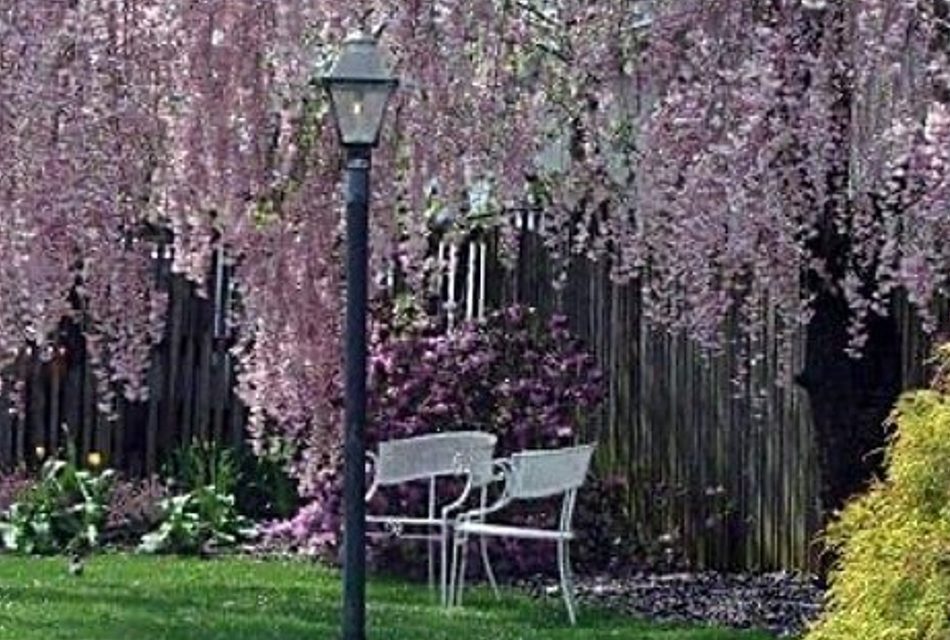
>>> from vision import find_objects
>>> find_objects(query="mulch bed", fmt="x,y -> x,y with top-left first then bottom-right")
517,571 -> 824,637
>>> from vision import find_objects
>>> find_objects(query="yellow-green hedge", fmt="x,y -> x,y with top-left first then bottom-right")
807,368 -> 950,640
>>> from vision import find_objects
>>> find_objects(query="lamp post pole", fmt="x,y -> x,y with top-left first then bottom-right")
320,30 -> 397,640
343,144 -> 371,640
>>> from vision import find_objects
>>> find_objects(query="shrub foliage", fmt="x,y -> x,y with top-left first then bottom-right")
0,441 -> 259,557
0,459 -> 114,555
807,345 -> 950,640
138,486 -> 255,555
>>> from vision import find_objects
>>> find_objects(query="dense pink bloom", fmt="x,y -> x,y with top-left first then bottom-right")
1,1 -> 948,442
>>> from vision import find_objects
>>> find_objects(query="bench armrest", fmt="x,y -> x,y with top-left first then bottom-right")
455,458 -> 514,524
365,451 -> 379,501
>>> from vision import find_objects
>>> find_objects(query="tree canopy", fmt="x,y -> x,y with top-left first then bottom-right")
1,1 -> 948,463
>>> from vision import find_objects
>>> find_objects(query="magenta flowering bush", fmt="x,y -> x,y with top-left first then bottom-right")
0,471 -> 34,516
105,476 -> 170,545
263,467 -> 342,558
367,305 -> 603,453
264,304 -> 608,575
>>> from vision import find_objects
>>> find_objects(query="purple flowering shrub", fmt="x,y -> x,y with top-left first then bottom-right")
367,305 -> 603,452
264,467 -> 342,558
105,476 -> 170,544
0,470 -> 34,516
266,305 -> 611,577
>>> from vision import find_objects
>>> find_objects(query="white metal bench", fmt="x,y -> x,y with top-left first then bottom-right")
365,431 -> 499,605
449,444 -> 595,624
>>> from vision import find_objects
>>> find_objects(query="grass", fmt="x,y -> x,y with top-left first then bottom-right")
0,555 -> 772,640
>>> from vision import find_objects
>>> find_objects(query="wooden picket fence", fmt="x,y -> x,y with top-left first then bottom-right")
1,215 -> 946,571
445,212 -> 947,571
482,216 -> 820,571
0,249 -> 246,477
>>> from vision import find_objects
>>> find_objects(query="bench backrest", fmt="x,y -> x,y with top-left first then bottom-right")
375,431 -> 497,487
506,445 -> 595,500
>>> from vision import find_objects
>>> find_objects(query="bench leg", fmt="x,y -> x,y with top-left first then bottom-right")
440,522 -> 449,606
428,538 -> 435,594
476,488 -> 500,600
557,539 -> 577,625
456,535 -> 469,606
449,531 -> 463,607
479,536 -> 499,600
428,478 -> 437,596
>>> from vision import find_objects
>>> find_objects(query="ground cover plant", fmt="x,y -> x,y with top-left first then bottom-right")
0,458 -> 114,556
0,555 -> 773,640
136,487 -> 254,555
0,441 -> 262,557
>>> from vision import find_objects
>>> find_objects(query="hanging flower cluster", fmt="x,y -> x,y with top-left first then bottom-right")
0,1 -> 169,402
1,1 -> 948,457
624,0 -> 950,364
0,0 -> 628,439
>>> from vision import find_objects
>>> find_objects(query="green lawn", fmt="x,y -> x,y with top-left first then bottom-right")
0,555 -> 771,640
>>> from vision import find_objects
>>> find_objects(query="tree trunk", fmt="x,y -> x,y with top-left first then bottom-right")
796,287 -> 901,579
793,6 -> 903,564
799,2 -> 950,530
798,292 -> 901,513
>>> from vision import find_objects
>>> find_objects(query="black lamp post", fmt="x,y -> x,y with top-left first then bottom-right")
321,31 -> 398,640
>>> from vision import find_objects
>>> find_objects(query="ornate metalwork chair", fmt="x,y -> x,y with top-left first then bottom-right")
365,431 -> 499,605
449,444 -> 595,624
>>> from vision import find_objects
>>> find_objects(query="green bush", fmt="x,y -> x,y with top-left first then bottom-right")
138,485 -> 255,555
807,351 -> 950,640
164,438 -> 298,522
165,439 -> 240,496
234,452 -> 299,521
0,458 -> 114,555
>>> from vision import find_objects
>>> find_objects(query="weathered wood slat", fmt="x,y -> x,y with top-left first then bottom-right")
28,353 -> 45,461
113,397 -> 125,470
485,228 -> 843,572
145,356 -> 162,475
62,343 -> 83,457
48,355 -> 62,456
80,358 -> 94,463
0,387 -> 11,467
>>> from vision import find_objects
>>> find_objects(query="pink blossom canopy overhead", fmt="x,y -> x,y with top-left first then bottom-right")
1,1 -> 948,450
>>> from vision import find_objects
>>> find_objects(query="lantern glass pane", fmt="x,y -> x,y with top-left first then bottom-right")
329,82 -> 393,147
